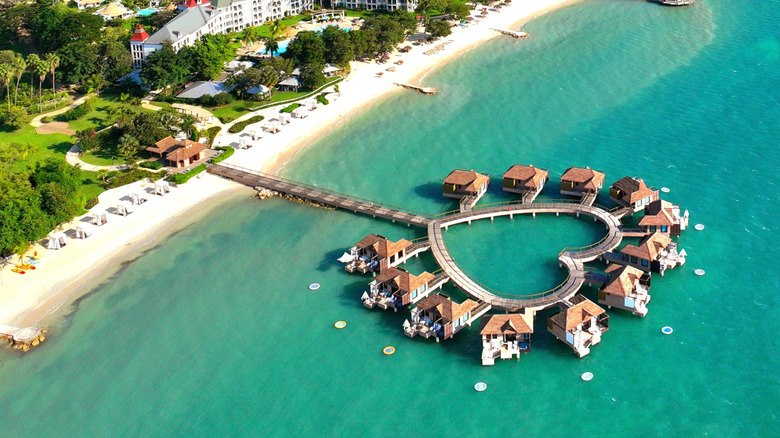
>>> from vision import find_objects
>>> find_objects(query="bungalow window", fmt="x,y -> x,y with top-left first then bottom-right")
631,256 -> 638,264
661,225 -> 668,233
455,318 -> 461,328
650,226 -> 656,232
641,259 -> 649,267
412,290 -> 417,299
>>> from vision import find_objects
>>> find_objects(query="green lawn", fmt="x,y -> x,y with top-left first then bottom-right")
243,14 -> 311,40
5,125 -> 74,172
65,93 -> 124,132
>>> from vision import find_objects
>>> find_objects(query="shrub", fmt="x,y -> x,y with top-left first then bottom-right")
209,146 -> 234,164
169,164 -> 206,184
84,197 -> 99,210
105,169 -> 166,189
280,103 -> 300,113
41,116 -> 51,123
228,115 -> 263,134
57,103 -> 91,122
212,92 -> 234,107
316,93 -> 329,106
140,161 -> 164,170
203,126 -> 222,147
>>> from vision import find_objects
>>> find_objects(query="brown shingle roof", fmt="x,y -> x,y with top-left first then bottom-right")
503,164 -> 549,189
443,169 -> 490,193
561,166 -> 605,191
611,176 -> 658,204
601,265 -> 644,297
639,200 -> 675,227
550,295 -> 605,330
416,294 -> 478,324
165,140 -> 207,162
376,267 -> 434,296
480,313 -> 533,335
620,232 -> 671,261
147,136 -> 180,155
356,234 -> 411,258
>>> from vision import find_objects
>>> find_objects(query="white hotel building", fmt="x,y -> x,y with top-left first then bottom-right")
131,0 -> 313,68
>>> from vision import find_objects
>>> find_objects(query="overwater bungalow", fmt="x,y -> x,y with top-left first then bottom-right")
146,137 -> 207,168
609,176 -> 659,212
638,199 -> 689,236
362,267 -> 449,310
598,264 -> 652,317
479,313 -> 533,366
502,164 -> 549,202
403,294 -> 490,341
560,166 -> 605,197
616,232 -> 686,276
340,234 -> 428,274
547,295 -> 609,358
442,169 -> 490,211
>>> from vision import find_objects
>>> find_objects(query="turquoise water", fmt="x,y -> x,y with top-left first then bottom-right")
1,0 -> 779,435
136,7 -> 157,17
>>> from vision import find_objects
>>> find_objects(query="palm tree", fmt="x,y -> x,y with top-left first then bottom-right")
12,55 -> 26,107
26,54 -> 39,102
34,58 -> 48,112
96,169 -> 109,185
18,142 -> 37,159
243,26 -> 260,48
263,35 -> 280,58
269,19 -> 286,39
45,53 -> 60,98
0,64 -> 11,111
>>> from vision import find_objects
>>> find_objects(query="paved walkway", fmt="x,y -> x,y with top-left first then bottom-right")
30,96 -> 88,129
65,144 -> 129,171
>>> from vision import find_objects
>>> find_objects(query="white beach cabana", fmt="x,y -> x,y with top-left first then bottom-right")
75,222 -> 94,239
279,113 -> 291,125
246,85 -> 271,99
278,76 -> 300,92
292,107 -> 308,119
305,99 -> 317,111
323,64 -> 341,77
130,190 -> 147,205
91,210 -> 108,226
46,232 -> 67,250
154,180 -> 171,196
116,201 -> 135,216
248,130 -> 260,141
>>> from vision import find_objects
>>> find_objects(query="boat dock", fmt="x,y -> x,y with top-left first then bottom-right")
393,83 -> 438,95
209,163 -> 432,227
491,28 -> 529,39
0,324 -> 45,351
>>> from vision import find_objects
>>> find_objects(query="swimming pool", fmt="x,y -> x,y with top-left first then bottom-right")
136,7 -> 157,17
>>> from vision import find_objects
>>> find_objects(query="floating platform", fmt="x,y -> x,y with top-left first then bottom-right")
393,83 -> 438,95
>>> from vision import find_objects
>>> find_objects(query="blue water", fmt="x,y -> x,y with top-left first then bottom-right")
1,0 -> 778,436
136,7 -> 157,17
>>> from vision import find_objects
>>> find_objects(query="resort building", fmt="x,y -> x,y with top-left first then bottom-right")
130,0 -> 314,68
442,169 -> 490,211
615,232 -> 686,276
146,137 -> 208,168
94,2 -> 134,20
362,267 -> 449,310
404,294 -> 489,341
502,164 -> 549,202
340,234 -> 429,274
598,264 -> 652,317
75,0 -> 103,10
559,166 -> 605,197
610,176 -> 659,212
332,0 -> 418,12
547,295 -> 609,358
638,199 -> 689,237
479,313 -> 533,366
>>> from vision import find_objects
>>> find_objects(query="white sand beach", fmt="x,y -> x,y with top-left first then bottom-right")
0,0 -> 576,331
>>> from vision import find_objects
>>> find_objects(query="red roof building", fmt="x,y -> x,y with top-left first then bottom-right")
130,25 -> 150,42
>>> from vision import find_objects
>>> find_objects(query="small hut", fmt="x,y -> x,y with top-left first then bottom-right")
362,267 -> 443,310
46,232 -> 67,250
441,169 -> 490,199
130,191 -> 148,205
91,210 -> 108,226
115,201 -> 134,216
560,166 -> 605,197
405,294 -> 481,341
146,137 -> 207,168
598,264 -> 652,316
547,295 -> 609,358
502,164 -> 549,198
609,176 -> 659,212
341,234 -> 414,274
75,223 -> 94,239
480,313 -> 534,365
154,180 -> 171,196
638,199 -> 689,236
618,232 -> 686,276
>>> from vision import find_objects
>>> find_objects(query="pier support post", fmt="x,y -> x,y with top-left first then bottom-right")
468,220 -> 471,225
510,213 -> 513,220
576,212 -> 580,218
594,217 -> 597,222
445,225 -> 448,231
490,217 -> 494,222
556,212 -> 559,217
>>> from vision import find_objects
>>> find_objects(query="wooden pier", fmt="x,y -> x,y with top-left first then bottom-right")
393,83 -> 438,95
490,28 -> 529,39
209,163 -> 432,227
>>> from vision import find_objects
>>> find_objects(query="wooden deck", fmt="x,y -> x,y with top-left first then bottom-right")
209,163 -> 432,227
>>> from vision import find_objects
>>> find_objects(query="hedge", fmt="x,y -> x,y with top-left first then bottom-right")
280,103 -> 300,113
57,102 -> 91,121
140,161 -> 164,170
316,93 -> 329,106
105,169 -> 167,189
84,197 -> 99,210
203,126 -> 222,147
209,146 -> 234,164
169,164 -> 206,184
228,115 -> 264,134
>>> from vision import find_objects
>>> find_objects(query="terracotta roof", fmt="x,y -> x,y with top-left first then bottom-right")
166,140 -> 206,162
355,234 -> 411,258
601,265 -> 644,297
443,169 -> 490,193
181,0 -> 210,7
503,164 -> 548,189
416,294 -> 478,324
639,200 -> 676,227
620,232 -> 672,261
560,166 -> 605,191
611,176 -> 658,204
376,267 -> 434,295
130,25 -> 150,42
550,295 -> 605,331
480,313 -> 533,335
147,136 -> 180,155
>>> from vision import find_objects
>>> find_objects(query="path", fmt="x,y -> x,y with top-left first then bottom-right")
65,144 -> 129,171
30,96 -> 88,135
